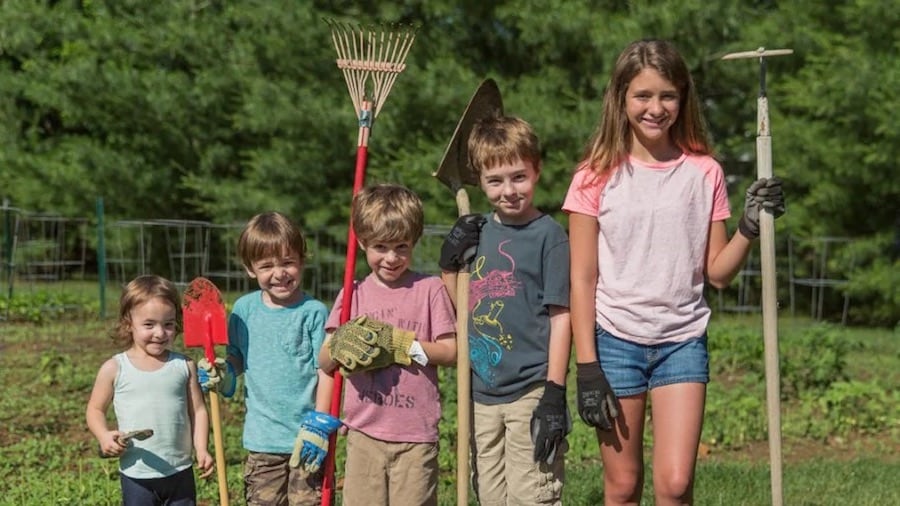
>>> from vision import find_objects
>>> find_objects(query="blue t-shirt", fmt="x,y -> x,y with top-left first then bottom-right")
468,213 -> 570,404
227,291 -> 328,453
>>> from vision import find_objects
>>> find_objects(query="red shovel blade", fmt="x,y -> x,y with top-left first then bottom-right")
182,277 -> 228,363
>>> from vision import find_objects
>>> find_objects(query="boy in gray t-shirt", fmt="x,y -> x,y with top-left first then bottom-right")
440,115 -> 571,506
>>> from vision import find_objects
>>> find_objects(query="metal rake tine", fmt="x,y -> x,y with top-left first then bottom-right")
326,18 -> 417,119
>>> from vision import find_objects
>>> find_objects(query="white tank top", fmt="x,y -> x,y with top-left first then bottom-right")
113,351 -> 193,478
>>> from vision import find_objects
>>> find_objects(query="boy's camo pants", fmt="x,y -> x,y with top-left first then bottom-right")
244,452 -> 322,506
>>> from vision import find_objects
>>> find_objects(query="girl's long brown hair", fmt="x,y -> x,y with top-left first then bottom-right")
582,39 -> 711,179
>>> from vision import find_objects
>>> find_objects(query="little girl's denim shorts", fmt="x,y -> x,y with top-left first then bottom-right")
595,326 -> 709,397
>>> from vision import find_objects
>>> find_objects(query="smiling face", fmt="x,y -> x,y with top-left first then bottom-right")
625,67 -> 681,160
362,239 -> 414,288
479,157 -> 542,225
129,297 -> 177,359
245,248 -> 304,307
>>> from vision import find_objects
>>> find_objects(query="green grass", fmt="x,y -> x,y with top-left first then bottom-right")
563,458 -> 900,506
1,315 -> 897,505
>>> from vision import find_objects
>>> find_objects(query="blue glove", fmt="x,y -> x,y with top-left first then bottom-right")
197,358 -> 236,398
289,411 -> 341,473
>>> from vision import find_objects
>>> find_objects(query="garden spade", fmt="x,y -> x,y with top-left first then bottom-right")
183,277 -> 229,506
433,78 -> 503,506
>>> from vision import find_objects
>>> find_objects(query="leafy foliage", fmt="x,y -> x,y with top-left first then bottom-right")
0,0 -> 896,322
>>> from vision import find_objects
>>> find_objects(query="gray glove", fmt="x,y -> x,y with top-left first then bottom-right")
576,362 -> 619,431
530,381 -> 571,464
440,214 -> 487,271
739,177 -> 786,240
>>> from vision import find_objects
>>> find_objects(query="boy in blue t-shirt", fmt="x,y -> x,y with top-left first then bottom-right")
199,211 -> 338,506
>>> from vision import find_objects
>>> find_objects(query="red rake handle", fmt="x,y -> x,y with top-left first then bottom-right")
322,100 -> 370,506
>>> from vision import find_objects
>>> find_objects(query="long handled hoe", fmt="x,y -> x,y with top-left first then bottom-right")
182,277 -> 230,506
434,79 -> 503,506
722,47 -> 793,506
322,20 -> 416,506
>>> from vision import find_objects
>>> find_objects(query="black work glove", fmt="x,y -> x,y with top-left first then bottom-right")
439,214 -> 487,271
576,362 -> 619,431
530,381 -> 571,464
738,177 -> 786,240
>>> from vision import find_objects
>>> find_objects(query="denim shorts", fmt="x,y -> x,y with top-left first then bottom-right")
596,327 -> 709,397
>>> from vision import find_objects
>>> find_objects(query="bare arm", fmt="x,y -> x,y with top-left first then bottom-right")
318,333 -> 338,374
546,305 -> 571,385
314,368 -> 334,412
186,359 -> 214,478
706,220 -> 753,289
419,334 -> 457,366
85,358 -> 126,457
568,213 -> 600,364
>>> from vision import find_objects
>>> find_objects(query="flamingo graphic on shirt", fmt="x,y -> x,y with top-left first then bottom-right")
468,240 -> 520,387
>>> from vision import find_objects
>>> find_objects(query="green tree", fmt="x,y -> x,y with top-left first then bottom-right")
0,0 -> 894,323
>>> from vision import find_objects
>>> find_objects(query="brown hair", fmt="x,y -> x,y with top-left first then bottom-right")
468,115 -> 541,175
352,184 -> 424,246
111,275 -> 180,347
582,39 -> 711,179
238,211 -> 307,268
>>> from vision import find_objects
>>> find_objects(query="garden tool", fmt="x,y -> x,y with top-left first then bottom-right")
98,429 -> 154,458
322,19 -> 417,506
722,46 -> 794,506
183,277 -> 230,506
433,78 -> 503,506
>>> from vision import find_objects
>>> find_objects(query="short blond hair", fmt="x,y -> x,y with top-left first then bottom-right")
238,211 -> 307,268
352,184 -> 424,246
468,115 -> 541,175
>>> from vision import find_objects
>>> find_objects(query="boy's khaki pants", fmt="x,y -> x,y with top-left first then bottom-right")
472,385 -> 566,506
342,429 -> 439,506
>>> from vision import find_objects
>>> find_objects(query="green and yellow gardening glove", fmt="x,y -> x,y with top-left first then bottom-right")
327,319 -> 384,375
328,316 -> 427,375
289,411 -> 341,473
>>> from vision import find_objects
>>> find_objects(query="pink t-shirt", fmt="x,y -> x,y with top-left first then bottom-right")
563,153 -> 731,345
326,272 -> 456,443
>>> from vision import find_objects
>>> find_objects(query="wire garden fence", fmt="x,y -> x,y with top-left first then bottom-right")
0,200 -> 450,322
1,199 -> 855,324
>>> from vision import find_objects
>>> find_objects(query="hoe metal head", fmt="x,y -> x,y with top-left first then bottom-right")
433,79 -> 504,192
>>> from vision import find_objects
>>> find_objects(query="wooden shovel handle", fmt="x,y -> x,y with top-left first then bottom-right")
456,271 -> 471,506
209,391 -> 230,506
455,186 -> 471,506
